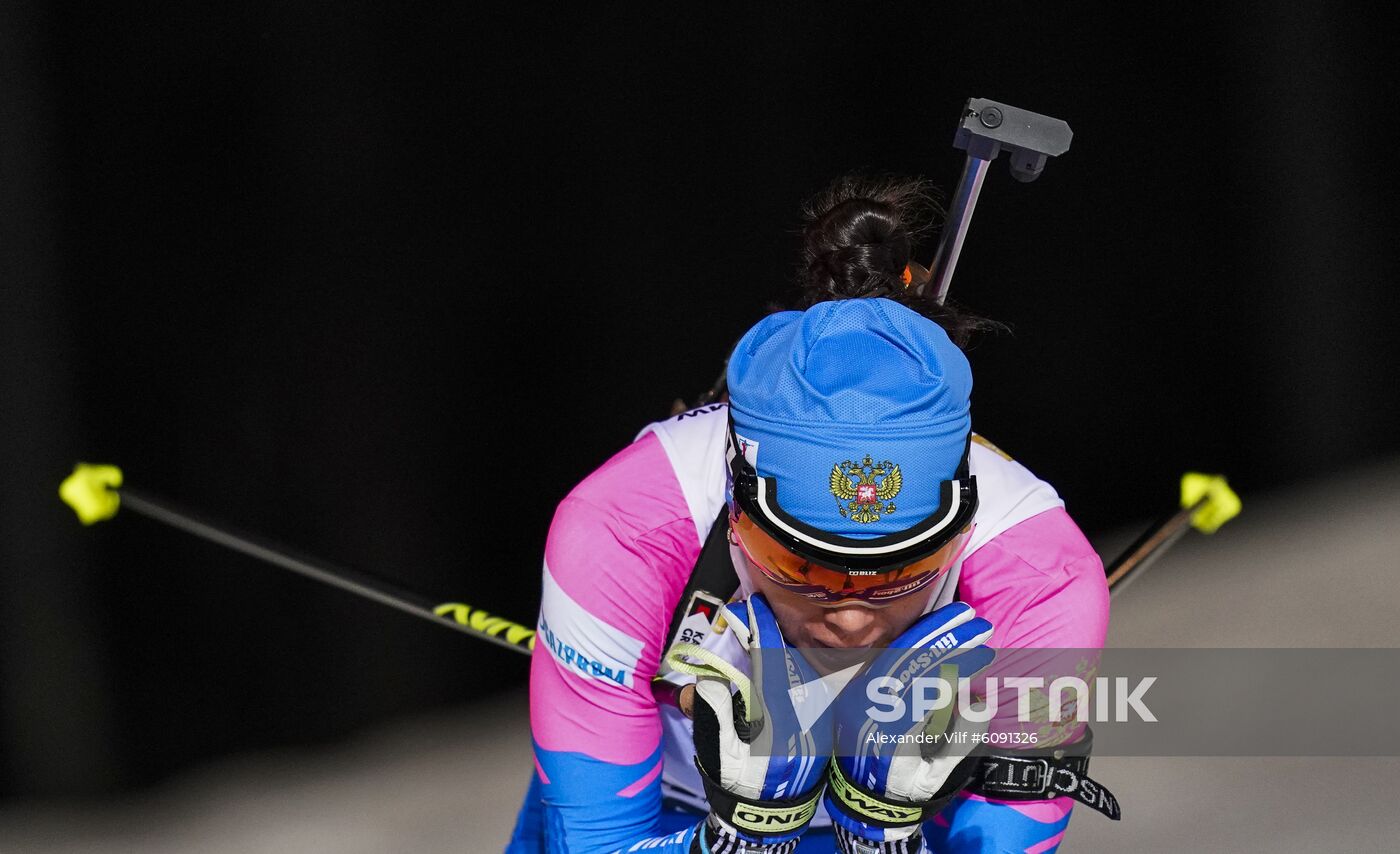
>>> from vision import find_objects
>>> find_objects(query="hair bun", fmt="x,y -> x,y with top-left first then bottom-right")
800,176 -> 932,300
792,174 -> 1002,347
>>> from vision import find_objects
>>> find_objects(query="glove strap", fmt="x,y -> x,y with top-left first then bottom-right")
694,758 -> 822,843
824,761 -> 931,830
963,728 -> 1121,820
667,642 -> 756,722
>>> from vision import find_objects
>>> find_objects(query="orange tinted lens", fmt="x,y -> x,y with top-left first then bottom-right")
732,513 -> 967,602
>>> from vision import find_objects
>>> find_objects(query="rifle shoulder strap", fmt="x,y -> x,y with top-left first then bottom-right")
662,507 -> 739,665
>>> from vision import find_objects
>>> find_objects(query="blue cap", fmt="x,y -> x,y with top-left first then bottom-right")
726,298 -> 972,539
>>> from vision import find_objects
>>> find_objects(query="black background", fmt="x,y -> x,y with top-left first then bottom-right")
2,3 -> 1396,795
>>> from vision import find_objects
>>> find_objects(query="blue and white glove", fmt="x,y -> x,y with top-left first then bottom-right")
826,602 -> 996,854
666,595 -> 833,853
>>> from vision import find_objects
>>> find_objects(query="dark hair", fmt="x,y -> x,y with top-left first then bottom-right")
794,174 -> 1002,347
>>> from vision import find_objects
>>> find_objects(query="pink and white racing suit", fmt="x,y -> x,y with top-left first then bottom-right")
510,404 -> 1109,853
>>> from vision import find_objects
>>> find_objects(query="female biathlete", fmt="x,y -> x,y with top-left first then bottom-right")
507,176 -> 1110,853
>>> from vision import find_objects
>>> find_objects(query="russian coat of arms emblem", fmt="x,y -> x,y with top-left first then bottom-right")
829,455 -> 902,524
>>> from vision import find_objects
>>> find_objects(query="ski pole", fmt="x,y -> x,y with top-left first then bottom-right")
61,463 -> 1239,649
57,464 -> 537,656
58,463 -> 1237,717
1104,472 -> 1241,597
